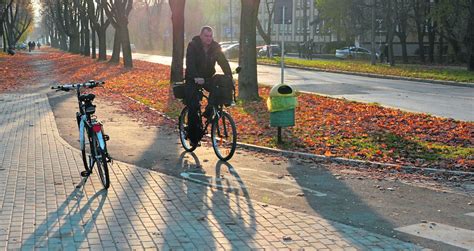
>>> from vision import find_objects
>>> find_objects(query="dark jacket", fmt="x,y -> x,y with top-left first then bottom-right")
185,36 -> 232,82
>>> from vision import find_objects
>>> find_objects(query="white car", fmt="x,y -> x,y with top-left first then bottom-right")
335,46 -> 378,60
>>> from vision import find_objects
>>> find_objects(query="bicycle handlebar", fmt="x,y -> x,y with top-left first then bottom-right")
51,80 -> 105,91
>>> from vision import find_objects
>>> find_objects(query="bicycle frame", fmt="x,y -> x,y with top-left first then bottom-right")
73,84 -> 107,167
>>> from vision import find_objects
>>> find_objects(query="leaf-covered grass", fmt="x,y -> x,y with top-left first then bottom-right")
258,57 -> 474,83
3,49 -> 472,171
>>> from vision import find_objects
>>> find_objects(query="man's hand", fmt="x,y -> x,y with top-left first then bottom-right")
194,78 -> 205,85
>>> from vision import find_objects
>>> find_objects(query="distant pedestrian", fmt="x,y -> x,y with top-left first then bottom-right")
28,41 -> 32,52
32,41 -> 36,50
37,42 -> 41,49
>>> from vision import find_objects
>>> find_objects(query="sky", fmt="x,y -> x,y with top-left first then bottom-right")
32,0 -> 41,26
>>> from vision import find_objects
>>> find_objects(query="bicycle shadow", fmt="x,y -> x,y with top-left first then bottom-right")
170,152 -> 257,248
23,179 -> 108,249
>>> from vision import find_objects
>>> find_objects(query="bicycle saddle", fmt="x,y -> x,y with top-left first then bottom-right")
79,94 -> 95,102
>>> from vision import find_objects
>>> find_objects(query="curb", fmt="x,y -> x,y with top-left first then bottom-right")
123,95 -> 473,178
255,61 -> 474,88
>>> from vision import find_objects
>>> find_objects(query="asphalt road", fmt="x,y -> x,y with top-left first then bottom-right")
129,52 -> 474,122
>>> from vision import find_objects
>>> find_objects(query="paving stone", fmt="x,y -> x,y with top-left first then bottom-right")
0,93 -> 426,250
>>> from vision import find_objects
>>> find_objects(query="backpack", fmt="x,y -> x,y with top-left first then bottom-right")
209,74 -> 234,106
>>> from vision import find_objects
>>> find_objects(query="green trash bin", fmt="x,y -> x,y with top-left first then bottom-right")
266,83 -> 297,127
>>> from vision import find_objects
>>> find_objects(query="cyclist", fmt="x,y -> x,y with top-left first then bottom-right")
184,26 -> 233,147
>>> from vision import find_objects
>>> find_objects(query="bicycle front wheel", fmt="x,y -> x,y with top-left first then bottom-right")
178,107 -> 198,152
92,134 -> 110,189
211,111 -> 237,161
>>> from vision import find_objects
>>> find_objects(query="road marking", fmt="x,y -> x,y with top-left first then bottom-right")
180,172 -> 246,191
395,222 -> 474,250
234,167 -> 327,197
466,212 -> 474,217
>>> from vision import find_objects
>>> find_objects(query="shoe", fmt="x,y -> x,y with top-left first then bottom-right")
191,141 -> 201,147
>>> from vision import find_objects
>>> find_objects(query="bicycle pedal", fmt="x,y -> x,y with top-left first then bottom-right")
80,171 -> 91,177
103,134 -> 110,141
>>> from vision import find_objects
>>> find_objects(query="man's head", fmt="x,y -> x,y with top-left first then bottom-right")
200,26 -> 214,47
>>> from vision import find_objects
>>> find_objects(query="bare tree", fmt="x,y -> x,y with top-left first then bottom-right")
238,0 -> 260,100
395,0 -> 410,63
256,0 -> 275,46
0,0 -> 14,52
104,0 -> 134,68
4,0 -> 32,49
87,0 -> 110,60
467,0 -> 474,71
169,0 -> 185,82
413,0 -> 428,63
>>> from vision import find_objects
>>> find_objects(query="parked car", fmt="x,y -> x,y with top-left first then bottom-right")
335,46 -> 378,59
219,41 -> 238,48
15,43 -> 27,50
257,44 -> 283,57
222,43 -> 239,59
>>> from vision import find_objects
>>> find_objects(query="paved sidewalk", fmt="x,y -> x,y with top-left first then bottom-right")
0,93 -> 425,250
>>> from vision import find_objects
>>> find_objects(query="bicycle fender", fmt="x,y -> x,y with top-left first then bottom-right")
79,115 -> 86,151
96,131 -> 106,151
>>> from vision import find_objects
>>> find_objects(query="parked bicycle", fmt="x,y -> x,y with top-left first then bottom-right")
51,80 -> 111,189
174,68 -> 241,161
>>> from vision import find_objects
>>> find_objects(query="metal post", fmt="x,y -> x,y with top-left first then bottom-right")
281,6 -> 285,85
277,127 -> 282,144
278,6 -> 286,144
229,0 -> 233,42
371,0 -> 376,65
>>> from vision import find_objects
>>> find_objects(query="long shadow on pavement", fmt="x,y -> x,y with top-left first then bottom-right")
23,179 -> 108,249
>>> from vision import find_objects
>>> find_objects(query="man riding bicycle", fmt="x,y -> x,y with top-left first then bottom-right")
185,26 -> 233,147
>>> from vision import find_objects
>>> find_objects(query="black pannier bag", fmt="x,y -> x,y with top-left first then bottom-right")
172,82 -> 186,99
209,74 -> 234,106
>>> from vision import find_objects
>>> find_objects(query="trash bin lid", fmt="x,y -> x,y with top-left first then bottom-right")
269,83 -> 296,97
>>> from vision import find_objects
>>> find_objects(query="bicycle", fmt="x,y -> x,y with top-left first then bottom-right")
51,80 -> 111,189
176,73 -> 239,162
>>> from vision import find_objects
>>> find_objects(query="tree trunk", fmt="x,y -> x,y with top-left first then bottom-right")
438,34 -> 444,63
416,28 -> 425,63
256,19 -> 270,45
91,26 -> 96,59
428,23 -> 436,63
109,28 -> 121,64
413,0 -> 426,63
467,0 -> 474,71
69,33 -> 81,53
0,24 -> 5,52
386,0 -> 396,66
448,38 -> 461,63
238,0 -> 260,101
97,27 -> 107,60
60,32 -> 68,51
120,24 -> 133,68
169,0 -> 186,82
80,23 -> 85,55
399,33 -> 408,63
84,25 -> 90,56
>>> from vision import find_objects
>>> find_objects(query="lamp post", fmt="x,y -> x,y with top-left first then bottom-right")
371,0 -> 376,65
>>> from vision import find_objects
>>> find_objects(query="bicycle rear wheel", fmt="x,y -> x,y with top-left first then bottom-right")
91,134 -> 110,189
211,111 -> 237,161
178,107 -> 198,152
